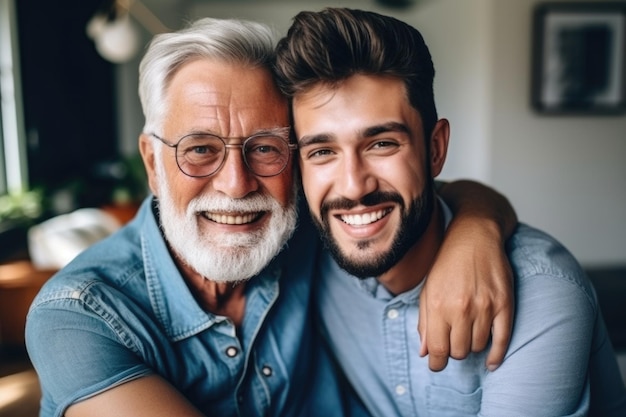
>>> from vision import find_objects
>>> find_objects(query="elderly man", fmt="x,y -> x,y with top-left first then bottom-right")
274,7 -> 626,416
26,17 -> 516,416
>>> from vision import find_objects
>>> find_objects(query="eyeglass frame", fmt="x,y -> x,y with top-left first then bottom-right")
149,127 -> 297,178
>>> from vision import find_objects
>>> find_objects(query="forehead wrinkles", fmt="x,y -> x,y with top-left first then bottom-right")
172,70 -> 287,136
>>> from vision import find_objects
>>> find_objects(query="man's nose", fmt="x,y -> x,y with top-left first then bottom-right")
335,154 -> 377,201
210,147 -> 259,198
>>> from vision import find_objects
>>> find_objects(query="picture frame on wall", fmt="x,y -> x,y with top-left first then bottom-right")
531,2 -> 626,114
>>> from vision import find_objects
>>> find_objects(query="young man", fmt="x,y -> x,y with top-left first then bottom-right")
274,7 -> 626,417
26,16 -> 515,417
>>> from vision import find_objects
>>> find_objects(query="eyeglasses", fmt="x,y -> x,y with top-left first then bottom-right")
150,128 -> 297,178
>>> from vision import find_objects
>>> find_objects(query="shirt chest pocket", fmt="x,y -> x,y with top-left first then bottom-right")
426,385 -> 482,417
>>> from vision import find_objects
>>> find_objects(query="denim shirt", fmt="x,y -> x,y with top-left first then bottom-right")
26,196 -> 349,417
316,202 -> 626,417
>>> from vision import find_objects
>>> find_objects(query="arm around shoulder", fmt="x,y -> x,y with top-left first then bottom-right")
418,179 -> 517,371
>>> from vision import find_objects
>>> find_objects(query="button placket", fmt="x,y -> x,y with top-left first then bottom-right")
383,303 -> 414,414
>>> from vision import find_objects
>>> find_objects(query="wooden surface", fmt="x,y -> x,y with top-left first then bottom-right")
0,261 -> 56,347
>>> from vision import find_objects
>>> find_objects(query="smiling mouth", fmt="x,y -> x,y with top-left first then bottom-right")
339,208 -> 392,226
203,211 -> 264,225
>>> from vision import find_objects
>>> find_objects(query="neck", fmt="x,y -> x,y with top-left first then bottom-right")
176,256 -> 247,327
377,201 -> 445,295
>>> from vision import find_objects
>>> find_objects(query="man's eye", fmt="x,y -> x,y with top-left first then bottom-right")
249,144 -> 281,155
191,146 -> 208,154
185,145 -> 220,155
368,140 -> 401,156
306,148 -> 334,159
372,141 -> 398,149
180,142 -> 223,165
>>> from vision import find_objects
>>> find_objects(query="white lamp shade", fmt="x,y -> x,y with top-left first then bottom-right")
90,14 -> 141,63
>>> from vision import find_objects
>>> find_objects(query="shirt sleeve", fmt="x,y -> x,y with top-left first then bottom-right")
26,298 -> 153,417
477,224 -> 626,416
479,272 -> 595,416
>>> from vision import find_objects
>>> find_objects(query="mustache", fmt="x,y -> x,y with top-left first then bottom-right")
320,191 -> 404,213
187,193 -> 275,214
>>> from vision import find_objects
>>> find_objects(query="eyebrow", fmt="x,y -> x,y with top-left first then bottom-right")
255,126 -> 291,137
298,121 -> 411,148
186,126 -> 291,138
362,122 -> 411,137
298,132 -> 334,148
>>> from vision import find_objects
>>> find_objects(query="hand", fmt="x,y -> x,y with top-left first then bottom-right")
418,219 -> 514,372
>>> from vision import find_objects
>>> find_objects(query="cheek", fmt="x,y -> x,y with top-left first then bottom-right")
300,164 -> 328,212
389,160 -> 427,201
164,172 -> 207,210
261,168 -> 295,207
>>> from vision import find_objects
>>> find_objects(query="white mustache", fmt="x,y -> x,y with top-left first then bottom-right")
187,194 -> 275,215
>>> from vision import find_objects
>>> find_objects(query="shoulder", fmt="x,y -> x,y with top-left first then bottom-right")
507,224 -> 599,333
508,224 -> 580,273
508,224 -> 590,286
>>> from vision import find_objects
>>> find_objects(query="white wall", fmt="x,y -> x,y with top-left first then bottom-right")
488,0 -> 626,266
122,0 -> 626,266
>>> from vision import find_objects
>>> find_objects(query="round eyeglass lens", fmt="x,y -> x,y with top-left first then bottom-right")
244,135 -> 291,176
176,134 -> 226,177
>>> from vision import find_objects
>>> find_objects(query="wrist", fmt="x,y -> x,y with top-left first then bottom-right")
446,213 -> 505,245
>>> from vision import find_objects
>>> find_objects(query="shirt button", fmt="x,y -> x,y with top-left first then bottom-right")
225,346 -> 239,357
387,309 -> 399,319
395,384 -> 406,395
237,394 -> 243,404
261,365 -> 273,377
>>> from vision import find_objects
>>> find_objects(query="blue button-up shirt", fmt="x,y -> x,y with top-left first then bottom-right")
26,196 -> 350,417
315,202 -> 626,416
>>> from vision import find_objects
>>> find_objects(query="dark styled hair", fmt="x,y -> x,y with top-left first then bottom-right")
274,7 -> 438,138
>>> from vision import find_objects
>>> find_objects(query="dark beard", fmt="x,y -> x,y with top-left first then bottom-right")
312,183 -> 435,279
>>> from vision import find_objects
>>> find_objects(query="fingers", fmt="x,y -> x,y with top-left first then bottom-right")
423,307 -> 513,372
419,298 -> 510,372
425,319 -> 452,372
485,310 -> 513,371
418,296 -> 428,357
425,313 -> 512,373
470,305 -> 492,353
449,318 -> 472,360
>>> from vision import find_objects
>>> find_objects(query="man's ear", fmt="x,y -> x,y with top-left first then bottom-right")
138,133 -> 159,196
429,118 -> 450,178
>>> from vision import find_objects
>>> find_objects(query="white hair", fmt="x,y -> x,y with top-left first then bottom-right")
138,17 -> 278,135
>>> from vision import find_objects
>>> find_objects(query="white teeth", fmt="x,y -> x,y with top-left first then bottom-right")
341,209 -> 388,225
205,212 -> 259,225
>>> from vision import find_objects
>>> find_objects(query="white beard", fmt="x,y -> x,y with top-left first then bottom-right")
154,154 -> 297,283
